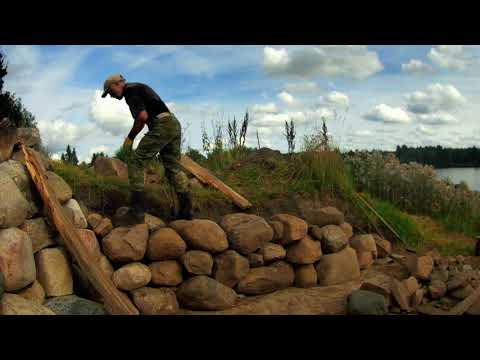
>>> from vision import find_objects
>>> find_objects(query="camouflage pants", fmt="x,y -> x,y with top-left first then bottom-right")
127,113 -> 189,194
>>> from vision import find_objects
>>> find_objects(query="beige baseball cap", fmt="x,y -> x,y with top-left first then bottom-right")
101,74 -> 125,98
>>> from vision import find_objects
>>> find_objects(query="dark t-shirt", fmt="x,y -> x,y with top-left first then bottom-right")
123,82 -> 170,123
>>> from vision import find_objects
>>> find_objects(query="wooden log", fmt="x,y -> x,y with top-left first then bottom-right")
22,145 -> 139,315
180,154 -> 252,210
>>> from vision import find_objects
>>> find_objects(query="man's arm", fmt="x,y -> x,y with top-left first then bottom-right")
127,110 -> 149,141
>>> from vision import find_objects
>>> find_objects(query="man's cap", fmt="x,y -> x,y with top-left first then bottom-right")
101,74 -> 125,98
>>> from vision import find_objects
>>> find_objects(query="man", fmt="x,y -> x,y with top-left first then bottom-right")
101,74 -> 193,224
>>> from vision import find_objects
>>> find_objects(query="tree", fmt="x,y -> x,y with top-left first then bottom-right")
61,144 -> 80,165
90,151 -> 106,165
71,148 -> 79,165
284,119 -> 296,154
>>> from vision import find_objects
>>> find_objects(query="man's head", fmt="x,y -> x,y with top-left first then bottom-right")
101,74 -> 126,99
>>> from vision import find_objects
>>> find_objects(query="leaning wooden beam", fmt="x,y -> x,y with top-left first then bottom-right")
22,145 -> 139,315
180,154 -> 252,210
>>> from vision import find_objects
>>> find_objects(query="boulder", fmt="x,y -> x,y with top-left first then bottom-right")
318,225 -> 348,254
102,224 -> 149,263
0,171 -> 30,228
372,235 -> 392,258
429,280 -> 447,300
237,261 -> 295,295
146,227 -> 186,261
302,206 -> 344,227
447,273 -> 468,292
267,220 -> 284,242
316,247 -> 360,286
16,280 -> 45,305
168,220 -> 191,233
1,293 -> 55,315
391,279 -> 412,311
144,213 -> 166,232
149,260 -> 183,286
360,278 -> 392,305
295,264 -> 318,288
350,234 -> 377,259
87,213 -> 103,229
0,228 -> 36,291
35,247 -> 73,297
62,199 -> 88,229
93,156 -> 129,182
19,218 -> 55,253
213,250 -> 250,288
339,222 -> 353,239
409,255 -> 434,281
45,171 -> 72,204
175,219 -> 228,253
450,285 -> 474,300
16,128 -> 41,148
271,214 -> 308,245
131,287 -> 178,315
44,295 -> 106,315
346,290 -> 388,315
0,127 -> 17,163
76,229 -> 102,260
219,213 -> 274,255
176,275 -> 237,311
248,253 -> 264,268
466,298 -> 480,316
403,276 -> 421,297
411,289 -> 425,307
11,148 -> 52,171
286,235 -> 322,264
93,218 -> 113,238
112,262 -> 152,291
260,243 -> 286,263
431,269 -> 449,283
180,250 -> 213,275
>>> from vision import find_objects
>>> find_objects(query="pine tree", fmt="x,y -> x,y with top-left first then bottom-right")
71,148 -> 79,165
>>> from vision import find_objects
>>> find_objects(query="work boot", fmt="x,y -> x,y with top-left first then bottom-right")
176,192 -> 193,220
112,191 -> 146,227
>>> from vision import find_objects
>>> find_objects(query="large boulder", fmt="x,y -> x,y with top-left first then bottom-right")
144,213 -> 166,232
35,247 -> 73,297
175,219 -> 228,253
87,213 -> 103,229
112,262 -> 152,291
360,278 -> 392,306
339,222 -> 353,239
0,171 -> 30,228
17,280 -> 45,305
1,293 -> 55,315
408,255 -> 434,281
149,260 -> 183,286
286,235 -> 322,264
237,261 -> 295,295
356,251 -> 374,270
302,206 -> 344,227
102,224 -> 149,263
248,253 -> 264,268
93,156 -> 129,182
44,295 -> 106,315
372,235 -> 392,258
346,290 -> 388,315
131,287 -> 178,315
0,127 -> 17,163
45,171 -> 72,204
19,218 -> 55,253
16,128 -> 41,148
0,228 -> 36,291
316,247 -> 361,286
93,218 -> 113,238
429,280 -> 447,300
311,225 -> 348,254
98,255 -> 114,279
176,275 -> 237,311
295,264 -> 318,288
63,199 -> 88,229
11,148 -> 53,172
180,250 -> 213,275
267,220 -> 284,242
271,214 -> 308,245
350,234 -> 378,259
213,250 -> 250,288
260,243 -> 286,263
219,213 -> 274,255
146,227 -> 186,261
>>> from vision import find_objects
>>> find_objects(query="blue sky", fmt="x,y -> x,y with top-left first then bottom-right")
2,45 -> 480,163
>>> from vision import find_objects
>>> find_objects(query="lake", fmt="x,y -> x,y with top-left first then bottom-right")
436,168 -> 480,192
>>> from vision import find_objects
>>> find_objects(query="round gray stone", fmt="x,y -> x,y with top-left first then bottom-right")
44,295 -> 107,315
346,290 -> 388,315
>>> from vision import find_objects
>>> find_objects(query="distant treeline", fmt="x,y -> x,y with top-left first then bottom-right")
395,145 -> 480,168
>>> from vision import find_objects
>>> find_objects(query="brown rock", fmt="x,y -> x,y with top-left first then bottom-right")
0,127 -> 17,163
213,250 -> 250,288
372,235 -> 392,258
35,247 -> 73,297
295,264 -> 318,288
76,229 -> 101,260
45,171 -> 72,204
16,280 -> 45,305
466,298 -> 480,315
93,156 -> 129,182
237,261 -> 295,295
303,206 -> 344,227
16,128 -> 41,148
220,213 -> 274,255
0,171 -> 30,228
268,220 -> 284,242
356,251 -> 374,270
101,224 -> 148,262
339,222 -> 353,239
93,218 -> 113,238
112,262 -> 152,291
146,227 -> 186,261
176,219 -> 228,253
271,213 -> 308,245
409,255 -> 434,281
0,293 -> 55,315
350,234 -> 377,259
425,249 -> 442,266
63,199 -> 88,229
248,253 -> 264,268
411,289 -> 425,307
131,287 -> 178,315
391,279 -> 411,311
168,220 -> 190,233
180,250 -> 213,275
260,243 -> 286,263
447,273 -> 468,292
431,270 -> 449,283
403,276 -> 421,297
0,228 -> 36,291
286,235 -> 322,264
144,213 -> 166,232
87,213 -> 103,229
428,280 -> 447,300
316,247 -> 360,286
149,260 -> 183,286
450,284 -> 474,300
176,275 -> 237,311
318,225 -> 349,254
360,278 -> 392,306
19,218 -> 55,253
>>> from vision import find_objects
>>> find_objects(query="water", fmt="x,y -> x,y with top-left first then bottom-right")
436,168 -> 480,192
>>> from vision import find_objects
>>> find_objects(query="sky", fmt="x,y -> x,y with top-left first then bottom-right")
2,44 -> 480,163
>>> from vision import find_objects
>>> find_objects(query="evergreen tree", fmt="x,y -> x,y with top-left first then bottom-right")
71,148 -> 79,165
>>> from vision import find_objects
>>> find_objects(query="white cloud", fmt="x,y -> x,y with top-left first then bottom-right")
321,91 -> 350,107
37,118 -> 93,153
308,107 -> 335,121
405,83 -> 467,114
415,112 -> 459,125
277,91 -> 296,105
352,130 -> 372,136
363,104 -> 412,124
252,111 -> 307,127
263,45 -> 383,80
284,81 -> 318,93
401,59 -> 432,74
89,145 -> 111,155
428,45 -> 473,71
252,102 -> 278,114
416,124 -> 436,136
89,90 -> 133,136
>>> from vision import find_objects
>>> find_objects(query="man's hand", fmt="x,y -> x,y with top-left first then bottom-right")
123,137 -> 133,151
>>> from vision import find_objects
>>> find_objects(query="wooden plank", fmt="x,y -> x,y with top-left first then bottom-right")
180,154 -> 252,210
22,145 -> 139,315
